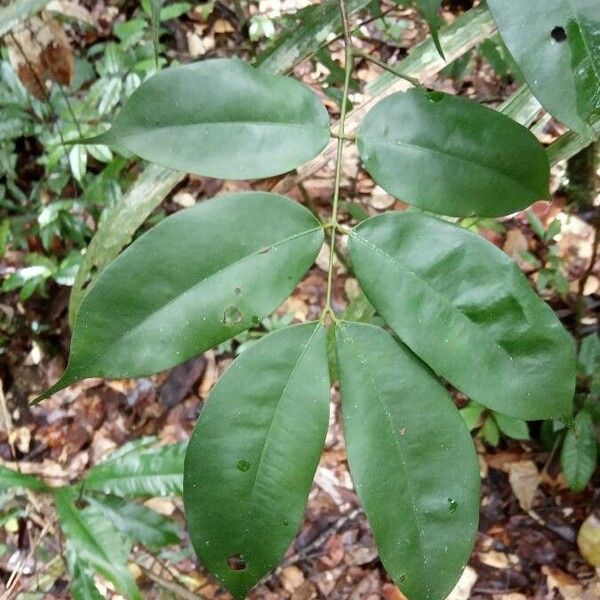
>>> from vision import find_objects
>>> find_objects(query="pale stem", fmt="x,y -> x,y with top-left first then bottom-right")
323,0 -> 354,321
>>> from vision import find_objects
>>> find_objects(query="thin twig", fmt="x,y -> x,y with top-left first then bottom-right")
352,45 -> 421,87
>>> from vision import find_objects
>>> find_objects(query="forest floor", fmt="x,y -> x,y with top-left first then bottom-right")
0,0 -> 599,598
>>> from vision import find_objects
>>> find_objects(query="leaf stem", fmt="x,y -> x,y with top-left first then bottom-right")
352,45 -> 422,88
323,0 -> 354,320
330,130 -> 356,141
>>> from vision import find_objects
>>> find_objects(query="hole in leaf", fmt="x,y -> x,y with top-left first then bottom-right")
227,554 -> 247,571
426,90 -> 444,103
234,286 -> 242,295
551,26 -> 567,42
222,306 -> 243,326
237,459 -> 251,472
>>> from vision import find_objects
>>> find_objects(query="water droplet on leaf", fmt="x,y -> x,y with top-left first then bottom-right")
447,497 -> 458,513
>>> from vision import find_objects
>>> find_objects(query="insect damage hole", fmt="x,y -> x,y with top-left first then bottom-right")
551,26 -> 567,42
227,554 -> 247,571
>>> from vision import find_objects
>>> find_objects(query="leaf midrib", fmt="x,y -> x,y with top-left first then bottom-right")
111,121 -> 329,137
351,231 -> 514,365
242,324 -> 321,556
57,491 -> 117,570
363,136 -> 541,200
73,226 -> 322,375
338,322 -> 432,598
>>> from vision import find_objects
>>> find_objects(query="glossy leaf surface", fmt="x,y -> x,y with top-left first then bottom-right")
55,487 -> 140,600
494,412 -> 530,440
561,410 -> 598,492
93,58 -> 330,179
349,212 -> 575,420
488,0 -> 600,135
42,192 -> 323,399
357,89 -> 549,217
84,442 -> 186,497
335,322 -> 479,599
184,323 -> 330,600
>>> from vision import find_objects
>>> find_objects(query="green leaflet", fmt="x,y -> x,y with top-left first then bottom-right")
357,89 -> 549,217
335,321 -> 479,599
488,0 -> 600,136
92,58 -> 330,179
348,211 -> 575,420
54,487 -> 140,600
84,442 -> 186,497
0,0 -> 49,37
578,333 -> 600,378
184,323 -> 330,600
0,464 -> 47,492
413,0 -> 445,58
86,495 -> 180,549
561,410 -> 598,492
40,192 -> 323,400
493,412 -> 530,441
70,564 -> 104,600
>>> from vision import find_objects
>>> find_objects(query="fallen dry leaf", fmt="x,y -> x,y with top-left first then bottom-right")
478,550 -> 510,569
381,583 -> 407,600
6,13 -> 74,98
280,565 -> 305,594
508,460 -> 540,512
578,514 -> 600,567
446,566 -> 477,600
542,566 -> 583,600
503,229 -> 531,271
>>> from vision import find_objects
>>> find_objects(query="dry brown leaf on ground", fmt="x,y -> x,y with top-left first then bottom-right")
381,582 -> 408,600
508,460 -> 540,512
542,566 -> 584,599
6,13 -> 74,99
503,229 -> 531,271
578,514 -> 600,567
446,565 -> 477,600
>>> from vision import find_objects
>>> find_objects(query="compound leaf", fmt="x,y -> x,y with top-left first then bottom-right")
86,495 -> 180,550
335,321 -> 479,600
561,410 -> 598,492
184,323 -> 330,600
349,211 -> 575,420
55,487 -> 140,600
0,464 -> 47,492
41,192 -> 323,399
93,58 -> 330,179
488,0 -> 600,136
84,442 -> 186,497
357,89 -> 549,217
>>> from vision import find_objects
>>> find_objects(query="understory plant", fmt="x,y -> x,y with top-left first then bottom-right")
36,0 -> 600,598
